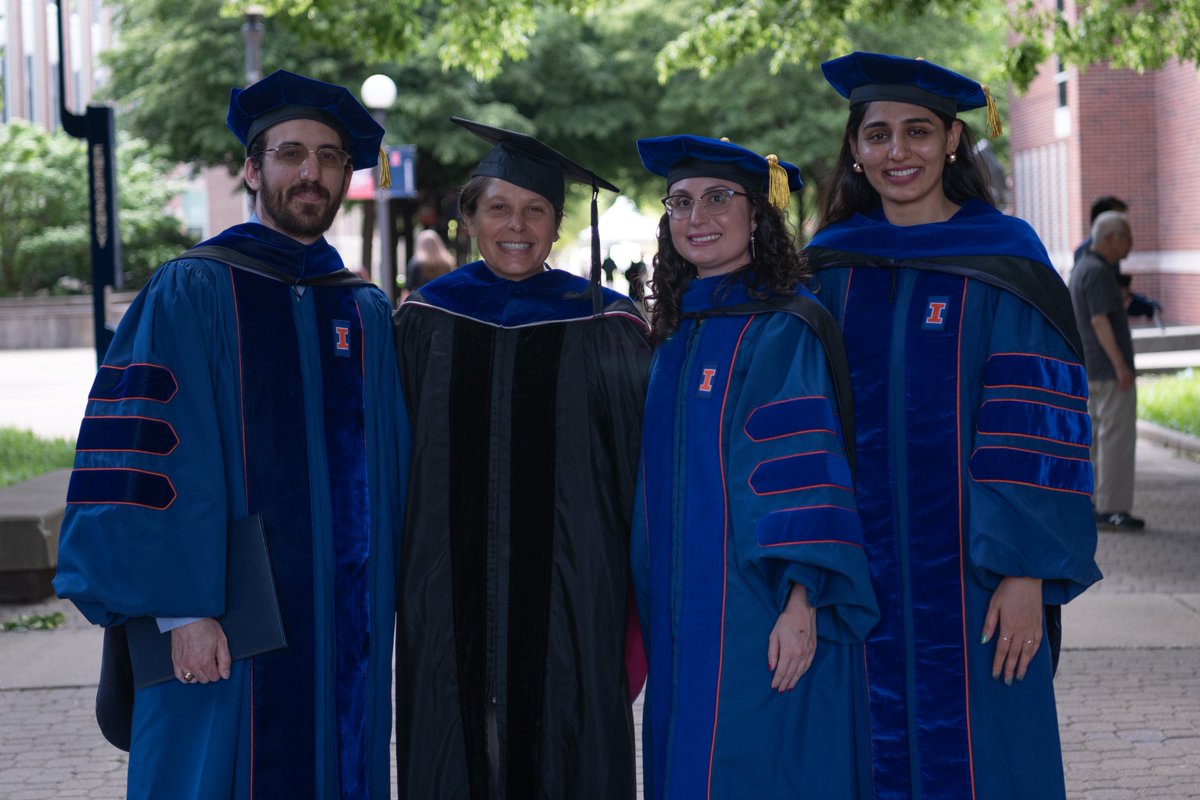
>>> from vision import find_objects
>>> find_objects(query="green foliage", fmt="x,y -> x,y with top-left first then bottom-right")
647,0 -> 1200,93
104,0 -> 375,169
0,120 -> 192,295
1,612 -> 67,632
201,0 -> 1200,110
1008,0 -> 1200,91
1139,369 -> 1200,439
0,428 -> 75,489
0,120 -> 84,295
99,0 -> 1007,242
635,0 -> 1010,83
224,0 -> 582,82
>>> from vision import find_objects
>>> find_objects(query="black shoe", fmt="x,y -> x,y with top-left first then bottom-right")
1098,511 -> 1145,531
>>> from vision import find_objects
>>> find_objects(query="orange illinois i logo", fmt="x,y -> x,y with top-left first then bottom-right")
332,320 -> 352,357
696,362 -> 719,399
923,297 -> 949,331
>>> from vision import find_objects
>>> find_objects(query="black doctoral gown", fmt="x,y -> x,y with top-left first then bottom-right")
393,260 -> 651,799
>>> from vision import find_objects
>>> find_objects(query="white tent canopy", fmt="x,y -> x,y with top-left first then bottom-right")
557,196 -> 660,292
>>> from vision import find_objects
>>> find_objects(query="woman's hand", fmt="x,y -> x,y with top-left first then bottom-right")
768,583 -> 817,692
171,618 -> 231,684
980,576 -> 1043,685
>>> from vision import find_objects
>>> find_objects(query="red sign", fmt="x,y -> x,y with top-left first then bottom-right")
346,169 -> 376,201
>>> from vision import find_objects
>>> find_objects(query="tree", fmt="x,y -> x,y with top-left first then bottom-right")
215,0 -> 1200,105
99,0 -> 1006,245
0,120 -> 191,295
102,0 -> 368,170
1008,0 -> 1200,90
224,0 -> 576,82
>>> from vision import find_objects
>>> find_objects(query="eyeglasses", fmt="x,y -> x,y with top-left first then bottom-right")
262,145 -> 352,169
661,188 -> 748,219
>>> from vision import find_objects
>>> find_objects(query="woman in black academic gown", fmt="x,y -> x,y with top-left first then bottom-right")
391,117 -> 650,799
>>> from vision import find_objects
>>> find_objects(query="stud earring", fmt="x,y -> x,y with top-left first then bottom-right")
852,162 -> 864,173
947,153 -> 957,165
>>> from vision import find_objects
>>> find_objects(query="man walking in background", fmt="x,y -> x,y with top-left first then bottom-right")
1070,211 -> 1144,531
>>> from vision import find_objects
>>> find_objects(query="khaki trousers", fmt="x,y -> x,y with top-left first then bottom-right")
1087,378 -> 1137,513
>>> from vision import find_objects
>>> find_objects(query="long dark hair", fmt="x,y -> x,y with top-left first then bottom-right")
648,191 -> 808,344
816,104 -> 994,230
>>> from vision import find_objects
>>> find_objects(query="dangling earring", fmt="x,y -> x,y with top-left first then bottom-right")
852,162 -> 863,173
750,230 -> 757,262
947,153 -> 957,165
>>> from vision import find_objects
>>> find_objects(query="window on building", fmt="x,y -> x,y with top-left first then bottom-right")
182,187 -> 209,240
0,3 -> 8,122
47,0 -> 61,128
1053,57 -> 1071,138
22,0 -> 36,122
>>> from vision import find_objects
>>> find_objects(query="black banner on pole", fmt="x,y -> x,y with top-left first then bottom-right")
59,5 -> 121,366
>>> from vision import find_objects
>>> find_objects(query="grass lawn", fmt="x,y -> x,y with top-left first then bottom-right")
0,427 -> 76,489
1139,368 -> 1200,439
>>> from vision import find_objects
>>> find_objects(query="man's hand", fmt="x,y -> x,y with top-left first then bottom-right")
768,583 -> 817,693
1115,362 -> 1135,391
1090,312 -> 1135,390
171,618 -> 231,684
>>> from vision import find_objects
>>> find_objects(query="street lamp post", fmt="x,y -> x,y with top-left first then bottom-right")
361,74 -> 398,301
241,7 -> 265,221
241,6 -> 265,87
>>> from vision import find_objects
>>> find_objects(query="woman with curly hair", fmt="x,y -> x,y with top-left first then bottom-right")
631,134 -> 879,798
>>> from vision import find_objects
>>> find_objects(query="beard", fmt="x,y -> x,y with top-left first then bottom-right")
258,170 -> 344,239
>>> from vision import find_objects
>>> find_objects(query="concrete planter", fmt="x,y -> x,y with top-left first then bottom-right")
0,294 -> 135,350
0,469 -> 70,602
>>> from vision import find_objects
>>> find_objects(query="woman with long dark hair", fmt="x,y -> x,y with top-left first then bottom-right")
632,134 -> 878,798
807,52 -> 1102,799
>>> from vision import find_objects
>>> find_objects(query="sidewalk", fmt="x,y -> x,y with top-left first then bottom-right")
1057,441 -> 1200,799
1,351 -> 1198,798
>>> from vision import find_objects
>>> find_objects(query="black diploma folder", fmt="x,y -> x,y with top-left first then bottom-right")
124,514 -> 287,688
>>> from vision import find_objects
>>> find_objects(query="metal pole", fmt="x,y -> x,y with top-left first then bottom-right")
241,7 -> 264,220
57,0 -> 120,366
241,7 -> 265,87
373,111 -> 394,303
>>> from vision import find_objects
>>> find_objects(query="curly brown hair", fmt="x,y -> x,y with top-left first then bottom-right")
648,191 -> 808,344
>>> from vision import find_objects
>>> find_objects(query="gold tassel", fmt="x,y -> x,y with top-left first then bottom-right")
378,147 -> 392,190
981,85 -> 1004,138
766,154 -> 789,211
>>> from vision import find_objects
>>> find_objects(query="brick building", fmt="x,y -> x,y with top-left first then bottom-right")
1,0 -> 112,127
1009,37 -> 1200,326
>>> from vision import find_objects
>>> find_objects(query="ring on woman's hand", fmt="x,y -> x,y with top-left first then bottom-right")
1023,639 -> 1035,645
183,672 -> 196,683
998,635 -> 1010,642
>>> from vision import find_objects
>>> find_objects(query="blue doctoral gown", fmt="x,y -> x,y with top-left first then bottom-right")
632,273 -> 880,799
806,199 -> 1103,800
53,223 -> 409,800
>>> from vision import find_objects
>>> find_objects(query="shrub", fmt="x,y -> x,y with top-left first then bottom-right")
0,428 -> 76,489
1139,368 -> 1200,439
